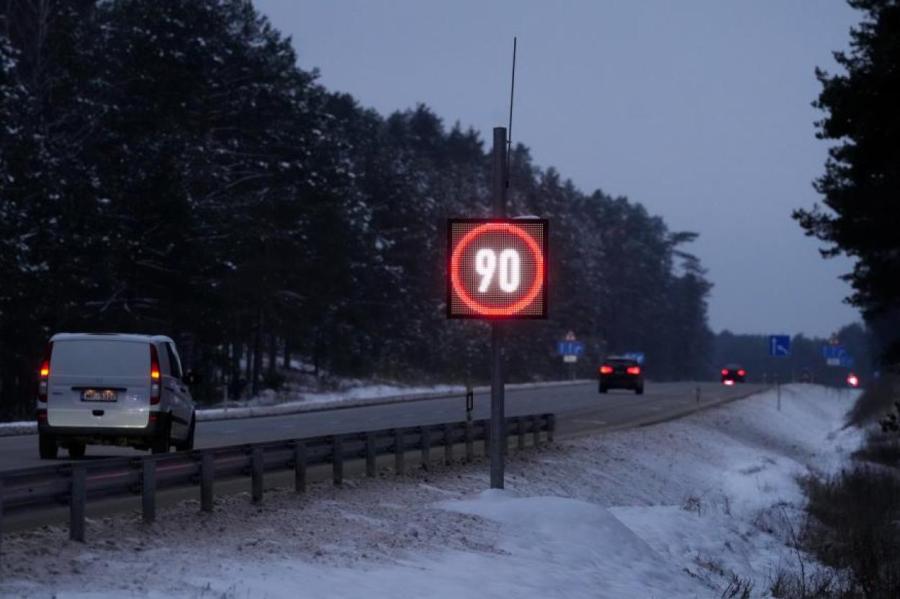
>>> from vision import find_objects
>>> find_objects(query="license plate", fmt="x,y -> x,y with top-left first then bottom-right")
81,388 -> 118,402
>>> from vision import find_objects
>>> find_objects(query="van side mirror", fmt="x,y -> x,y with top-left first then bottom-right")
184,370 -> 201,386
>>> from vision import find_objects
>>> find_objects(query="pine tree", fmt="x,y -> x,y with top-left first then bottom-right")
794,0 -> 900,362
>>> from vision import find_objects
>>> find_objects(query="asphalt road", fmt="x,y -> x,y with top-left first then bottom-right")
0,381 -> 767,472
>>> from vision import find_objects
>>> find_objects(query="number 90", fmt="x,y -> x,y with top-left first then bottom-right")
475,248 -> 521,293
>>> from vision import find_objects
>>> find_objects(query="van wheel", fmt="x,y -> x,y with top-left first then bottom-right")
39,433 -> 58,459
151,418 -> 170,454
67,442 -> 86,459
175,416 -> 195,452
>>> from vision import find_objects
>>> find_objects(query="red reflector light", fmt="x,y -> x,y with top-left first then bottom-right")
36,409 -> 47,422
599,365 -> 613,375
626,366 -> 641,375
737,369 -> 746,377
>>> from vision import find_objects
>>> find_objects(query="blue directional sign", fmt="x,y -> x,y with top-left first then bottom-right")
769,335 -> 791,357
822,345 -> 845,360
822,344 -> 853,367
623,352 -> 646,365
557,341 -> 584,356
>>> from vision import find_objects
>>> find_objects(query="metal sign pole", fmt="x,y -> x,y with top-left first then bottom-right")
490,126 -> 507,489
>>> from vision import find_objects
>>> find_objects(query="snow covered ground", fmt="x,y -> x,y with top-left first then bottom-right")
0,384 -> 861,598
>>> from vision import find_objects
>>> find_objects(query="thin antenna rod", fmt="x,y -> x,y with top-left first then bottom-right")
506,36 -> 517,188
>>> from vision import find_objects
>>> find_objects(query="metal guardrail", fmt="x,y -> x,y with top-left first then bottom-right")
0,413 -> 555,545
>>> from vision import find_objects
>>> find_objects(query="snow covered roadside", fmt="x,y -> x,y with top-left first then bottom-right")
0,385 -> 861,598
0,379 -> 591,437
196,379 -> 589,422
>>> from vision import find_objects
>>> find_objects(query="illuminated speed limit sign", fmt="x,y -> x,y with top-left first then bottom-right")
447,218 -> 548,319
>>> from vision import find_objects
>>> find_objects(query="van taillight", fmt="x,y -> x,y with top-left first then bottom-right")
38,343 -> 52,403
721,369 -> 728,376
737,369 -> 746,377
150,344 -> 161,405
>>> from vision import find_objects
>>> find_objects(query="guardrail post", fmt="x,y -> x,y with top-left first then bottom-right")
517,417 -> 525,450
421,426 -> 431,470
251,447 -> 264,503
394,429 -> 404,475
547,414 -> 555,442
294,441 -> 306,493
201,452 -> 214,512
141,457 -> 156,524
70,465 -> 86,542
531,415 -> 540,447
483,420 -> 490,456
332,436 -> 343,486
365,432 -> 376,477
465,420 -> 474,462
444,423 -> 453,465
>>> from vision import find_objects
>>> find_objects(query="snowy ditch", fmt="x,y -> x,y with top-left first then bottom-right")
0,384 -> 861,598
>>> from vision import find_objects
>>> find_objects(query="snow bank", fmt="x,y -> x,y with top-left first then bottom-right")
0,385 -> 862,598
198,379 -> 589,421
0,421 -> 36,435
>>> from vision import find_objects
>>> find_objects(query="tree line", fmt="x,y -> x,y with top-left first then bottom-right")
0,0 -> 714,418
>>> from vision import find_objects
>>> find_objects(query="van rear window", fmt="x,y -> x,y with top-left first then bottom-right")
51,340 -> 150,377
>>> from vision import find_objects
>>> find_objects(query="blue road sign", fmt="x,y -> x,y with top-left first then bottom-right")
769,335 -> 791,357
623,352 -> 646,364
822,345 -> 846,360
557,341 -> 584,356
822,344 -> 854,367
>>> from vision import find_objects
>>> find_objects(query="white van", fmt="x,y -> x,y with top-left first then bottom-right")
37,333 -> 197,459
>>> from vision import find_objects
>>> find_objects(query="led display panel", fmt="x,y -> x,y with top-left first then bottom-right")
447,218 -> 548,319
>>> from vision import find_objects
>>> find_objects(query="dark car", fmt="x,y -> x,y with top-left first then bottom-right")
721,364 -> 747,385
598,357 -> 644,395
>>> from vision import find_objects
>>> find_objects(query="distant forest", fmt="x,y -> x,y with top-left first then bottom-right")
1,0 -> 715,416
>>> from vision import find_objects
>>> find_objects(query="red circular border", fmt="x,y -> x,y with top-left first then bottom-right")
450,222 -> 545,317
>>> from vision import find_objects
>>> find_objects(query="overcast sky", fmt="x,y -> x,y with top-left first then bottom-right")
255,0 -> 861,338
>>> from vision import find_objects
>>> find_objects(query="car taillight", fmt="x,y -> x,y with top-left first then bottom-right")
150,344 -> 161,405
737,369 -> 746,377
847,374 -> 859,388
626,366 -> 641,375
721,369 -> 728,376
599,365 -> 613,375
37,343 -> 52,404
